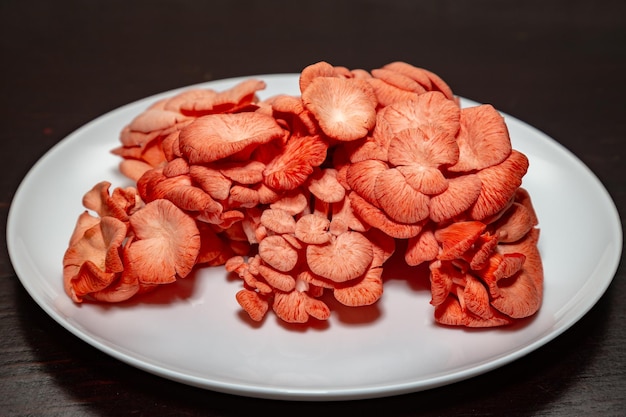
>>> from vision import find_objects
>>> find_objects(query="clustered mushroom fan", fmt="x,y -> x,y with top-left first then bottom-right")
63,61 -> 543,328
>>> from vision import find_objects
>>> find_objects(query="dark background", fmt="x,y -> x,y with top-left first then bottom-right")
1,1 -> 624,415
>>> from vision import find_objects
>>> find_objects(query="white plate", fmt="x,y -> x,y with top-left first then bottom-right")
7,74 -> 622,401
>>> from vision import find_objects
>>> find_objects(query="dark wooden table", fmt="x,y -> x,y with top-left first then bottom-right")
2,1 -> 625,415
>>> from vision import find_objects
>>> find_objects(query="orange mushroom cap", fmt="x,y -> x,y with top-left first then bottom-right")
236,289 -> 270,322
374,168 -> 431,224
82,181 -> 142,222
263,134 -> 328,191
429,174 -> 482,224
345,159 -> 389,207
381,91 -> 461,138
306,231 -> 374,283
188,165 -> 232,201
63,215 -> 128,303
348,191 -> 423,239
364,77 -> 420,108
127,108 -> 190,134
381,61 -> 434,91
333,264 -> 384,307
178,112 -> 284,164
299,61 -> 339,93
260,208 -> 297,235
302,76 -> 378,141
124,199 -> 201,285
469,150 -> 529,221
434,296 -> 514,328
371,68 -> 428,94
490,228 -> 543,318
295,214 -> 332,245
258,234 -> 299,273
272,290 -> 331,323
405,227 -> 439,266
435,221 -> 487,261
307,168 -> 346,203
448,104 -> 512,173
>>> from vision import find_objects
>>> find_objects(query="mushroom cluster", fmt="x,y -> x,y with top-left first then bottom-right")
63,61 -> 543,327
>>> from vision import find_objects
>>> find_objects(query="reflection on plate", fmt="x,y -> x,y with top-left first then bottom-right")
7,74 -> 622,401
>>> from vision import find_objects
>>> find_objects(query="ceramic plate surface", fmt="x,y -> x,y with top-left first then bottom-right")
7,74 -> 622,401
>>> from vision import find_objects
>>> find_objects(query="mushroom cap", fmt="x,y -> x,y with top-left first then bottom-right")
434,296 -> 513,327
164,183 -> 222,213
490,187 -> 539,243
460,274 -> 495,320
389,126 -> 459,166
448,105 -> 512,172
381,61 -> 434,90
268,94 -> 319,137
258,235 -> 299,272
381,91 -> 461,138
364,77 -> 420,108
82,181 -> 141,222
381,63 -> 456,101
127,108 -> 190,134
299,61 -> 338,93
349,191 -> 423,239
263,134 -> 328,191
329,193 -> 368,234
257,264 -> 297,292
118,159 -> 154,183
348,68 -> 372,79
118,125 -> 161,148
295,214 -> 331,245
463,233 -> 500,271
89,272 -> 142,303
63,215 -> 128,302
307,168 -> 346,203
272,290 -> 331,323
435,221 -> 487,261
188,165 -> 232,201
269,189 -> 310,216
163,88 -> 219,113
164,79 -> 266,115
260,208 -> 297,235
491,228 -> 543,318
470,150 -> 529,221
333,264 -> 383,307
387,125 -> 459,196
162,157 -> 190,178
371,68 -> 428,94
429,174 -> 482,223
346,111 -> 394,163
178,112 -> 284,164
67,211 -> 101,247
218,160 -> 265,185
491,202 -> 536,243
124,199 -> 201,284
228,185 -> 260,209
374,168 -> 431,224
346,159 -> 389,207
405,227 -> 439,266
428,259 -> 461,307
306,231 -> 374,283
236,289 -> 269,322
208,78 -> 266,114
420,68 -> 455,101
302,76 -> 378,141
